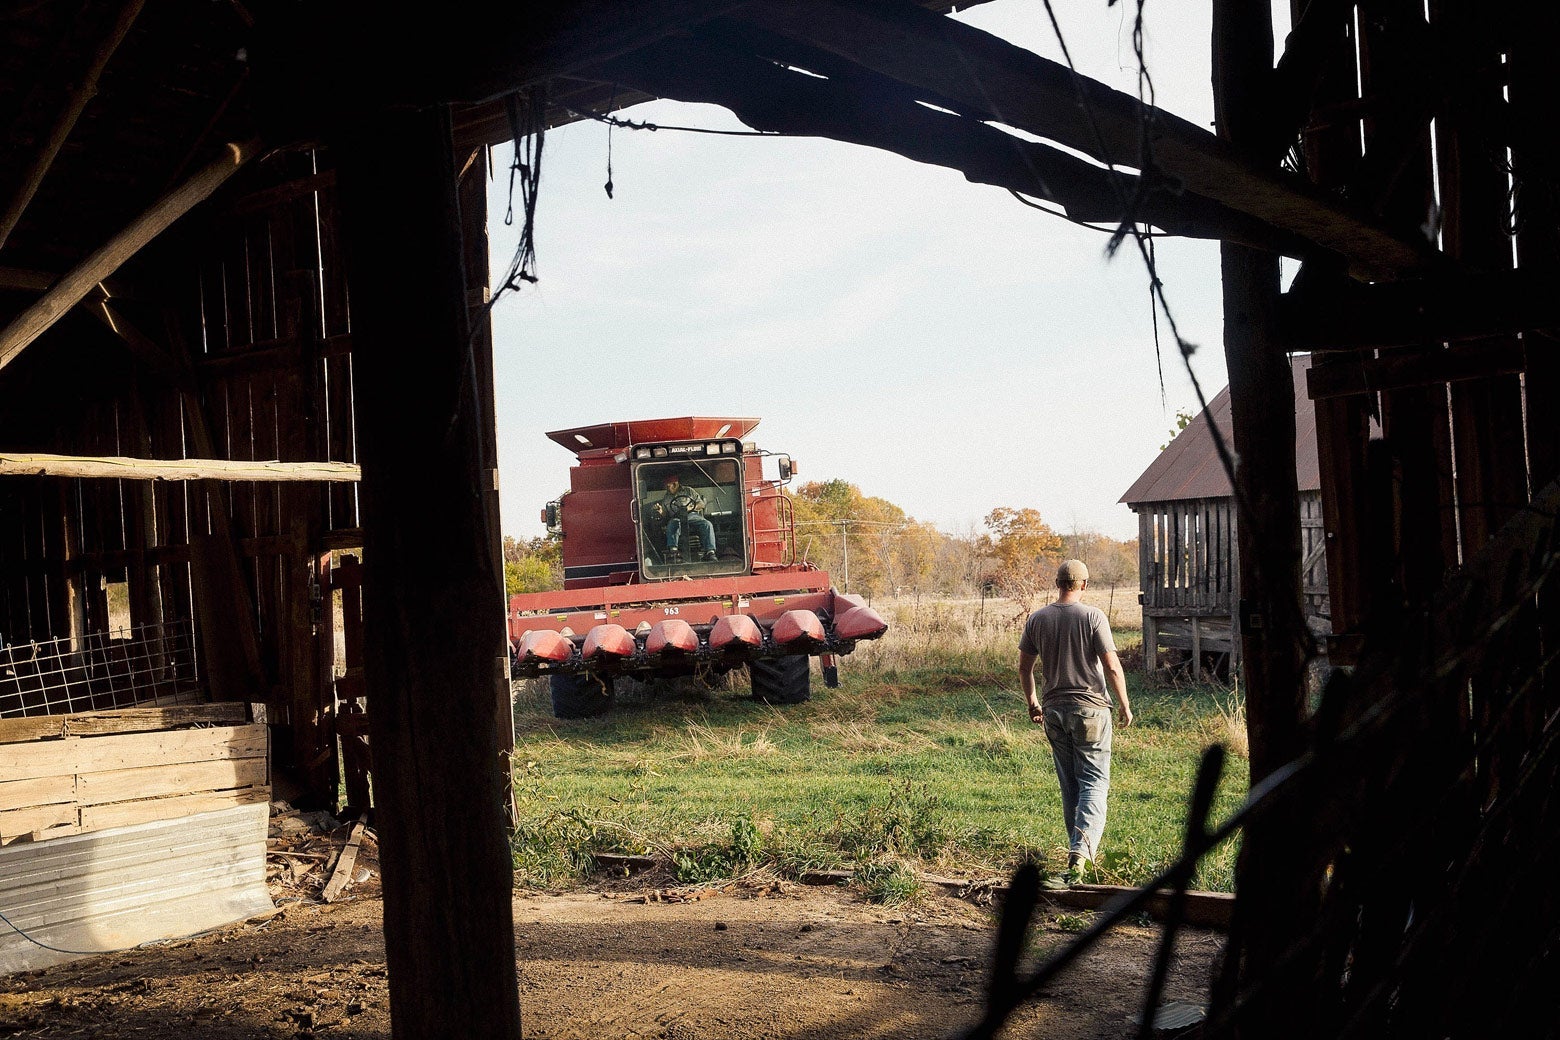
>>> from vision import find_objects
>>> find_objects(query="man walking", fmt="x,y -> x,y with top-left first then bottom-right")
1019,559 -> 1133,883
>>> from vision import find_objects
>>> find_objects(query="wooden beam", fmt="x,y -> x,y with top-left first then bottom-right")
0,453 -> 360,482
85,298 -> 182,375
458,145 -> 519,827
0,266 -> 133,299
1306,341 -> 1526,400
1211,0 -> 1320,1033
0,0 -> 146,251
0,139 -> 259,374
1279,267 -> 1560,351
336,103 -> 520,1039
599,35 -> 1316,256
729,0 -> 1439,279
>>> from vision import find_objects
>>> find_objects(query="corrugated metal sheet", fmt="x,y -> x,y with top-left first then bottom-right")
1120,355 -> 1320,505
0,802 -> 272,974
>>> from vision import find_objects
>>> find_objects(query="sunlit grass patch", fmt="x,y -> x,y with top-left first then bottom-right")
809,715 -> 938,755
668,720 -> 781,761
508,597 -> 1248,896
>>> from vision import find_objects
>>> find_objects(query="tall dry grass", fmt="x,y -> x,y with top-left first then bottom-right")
849,592 -> 1142,680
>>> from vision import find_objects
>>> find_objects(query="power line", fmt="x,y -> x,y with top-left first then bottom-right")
794,519 -> 909,529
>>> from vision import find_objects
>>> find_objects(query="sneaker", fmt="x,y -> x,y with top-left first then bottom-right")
701,551 -> 718,562
1039,873 -> 1072,892
665,548 -> 681,563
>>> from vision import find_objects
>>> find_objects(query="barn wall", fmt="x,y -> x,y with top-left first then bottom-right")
1136,490 -> 1330,673
1138,496 -> 1237,615
0,154 -> 361,804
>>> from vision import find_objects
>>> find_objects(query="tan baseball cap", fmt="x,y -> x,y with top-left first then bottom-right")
1057,559 -> 1089,583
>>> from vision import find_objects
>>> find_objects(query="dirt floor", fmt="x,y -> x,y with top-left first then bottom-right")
0,816 -> 1222,1040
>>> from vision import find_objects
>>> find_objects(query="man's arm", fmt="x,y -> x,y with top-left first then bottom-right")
1018,649 -> 1043,724
1101,650 -> 1132,727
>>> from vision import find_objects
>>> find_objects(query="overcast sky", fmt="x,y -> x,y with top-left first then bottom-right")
487,0 -> 1278,542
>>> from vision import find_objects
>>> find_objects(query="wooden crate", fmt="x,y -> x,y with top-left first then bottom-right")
0,703 -> 274,974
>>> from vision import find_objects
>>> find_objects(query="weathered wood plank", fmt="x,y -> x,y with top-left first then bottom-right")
321,820 -> 365,903
0,703 -> 249,742
0,774 -> 76,813
78,787 -> 270,833
75,757 -> 267,807
0,804 -> 78,844
0,453 -> 360,482
0,724 -> 268,784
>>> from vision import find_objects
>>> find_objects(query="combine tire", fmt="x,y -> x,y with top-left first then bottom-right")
749,656 -> 810,705
550,673 -> 615,719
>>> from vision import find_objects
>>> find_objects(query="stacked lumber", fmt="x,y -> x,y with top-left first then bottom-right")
0,703 -> 269,845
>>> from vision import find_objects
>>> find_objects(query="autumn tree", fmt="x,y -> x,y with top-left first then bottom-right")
981,507 -> 1064,609
791,479 -> 912,598
502,534 -> 561,595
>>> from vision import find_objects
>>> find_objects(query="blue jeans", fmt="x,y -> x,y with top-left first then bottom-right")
1043,704 -> 1113,863
667,513 -> 715,554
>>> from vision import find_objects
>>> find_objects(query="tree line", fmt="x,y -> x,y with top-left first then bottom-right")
503,477 -> 1138,608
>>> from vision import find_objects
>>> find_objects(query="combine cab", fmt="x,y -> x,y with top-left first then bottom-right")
509,416 -> 887,717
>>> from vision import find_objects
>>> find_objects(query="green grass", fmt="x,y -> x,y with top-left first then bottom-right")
509,596 -> 1249,894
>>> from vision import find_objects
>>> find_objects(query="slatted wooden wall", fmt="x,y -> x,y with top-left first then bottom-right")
0,153 -> 360,804
1138,497 -> 1238,614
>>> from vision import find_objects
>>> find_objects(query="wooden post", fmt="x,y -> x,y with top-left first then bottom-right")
1212,0 -> 1318,1034
1190,616 -> 1202,680
457,145 -> 517,826
336,105 -> 521,1040
1512,4 -> 1560,725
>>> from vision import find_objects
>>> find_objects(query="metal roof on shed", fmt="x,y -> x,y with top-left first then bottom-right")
1119,355 -> 1319,506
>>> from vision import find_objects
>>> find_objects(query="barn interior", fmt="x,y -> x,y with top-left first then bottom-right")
0,1 -> 1555,1037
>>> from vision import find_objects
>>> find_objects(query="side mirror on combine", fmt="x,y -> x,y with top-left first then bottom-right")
777,455 -> 795,482
541,501 -> 560,530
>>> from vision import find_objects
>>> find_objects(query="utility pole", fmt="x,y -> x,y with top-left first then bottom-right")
839,519 -> 850,593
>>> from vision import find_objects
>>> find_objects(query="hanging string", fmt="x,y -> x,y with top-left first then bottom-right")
604,84 -> 617,199
489,84 -> 546,311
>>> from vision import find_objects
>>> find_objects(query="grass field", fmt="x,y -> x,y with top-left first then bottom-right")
508,592 -> 1249,898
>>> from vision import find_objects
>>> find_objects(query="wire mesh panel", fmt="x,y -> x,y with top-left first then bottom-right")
0,621 -> 201,718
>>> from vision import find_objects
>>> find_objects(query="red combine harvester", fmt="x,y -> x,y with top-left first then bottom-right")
509,416 -> 888,718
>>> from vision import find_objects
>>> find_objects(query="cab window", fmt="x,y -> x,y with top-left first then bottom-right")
636,459 -> 745,576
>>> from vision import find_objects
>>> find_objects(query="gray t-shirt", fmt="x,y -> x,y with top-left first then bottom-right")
1019,601 -> 1118,710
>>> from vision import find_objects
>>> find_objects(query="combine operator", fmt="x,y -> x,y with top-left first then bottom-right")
651,471 -> 717,563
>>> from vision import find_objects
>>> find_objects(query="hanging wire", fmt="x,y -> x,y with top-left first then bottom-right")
603,84 -> 616,198
1037,0 -> 1199,409
564,104 -> 783,138
1008,189 -> 1121,235
488,84 -> 546,314
1032,0 -> 1315,672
